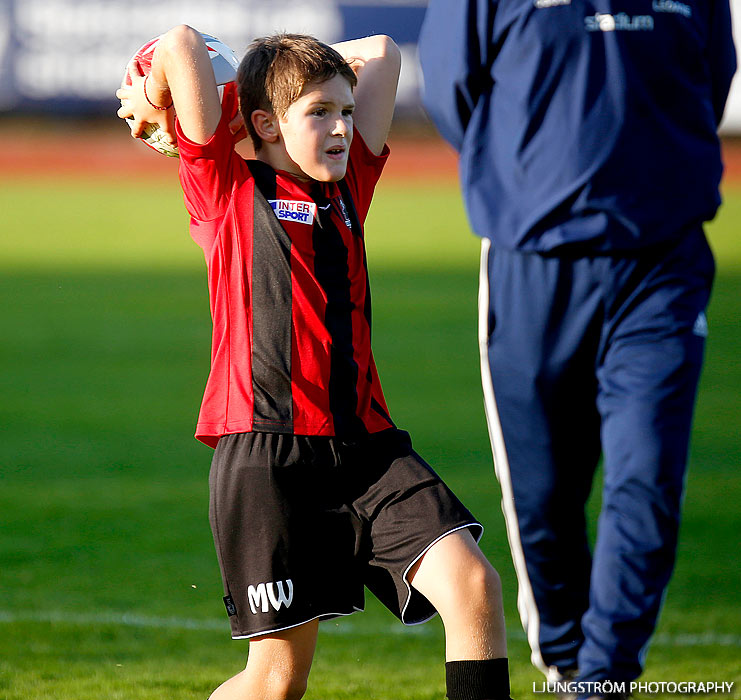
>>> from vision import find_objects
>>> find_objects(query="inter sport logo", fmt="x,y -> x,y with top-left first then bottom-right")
269,199 -> 317,225
247,579 -> 295,614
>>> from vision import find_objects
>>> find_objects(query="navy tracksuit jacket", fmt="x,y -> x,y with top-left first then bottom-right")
420,0 -> 736,686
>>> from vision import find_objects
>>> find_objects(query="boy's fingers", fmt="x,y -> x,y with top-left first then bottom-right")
232,126 -> 247,144
125,116 -> 144,138
160,125 -> 177,145
128,59 -> 144,82
156,111 -> 178,145
229,112 -> 248,144
228,112 -> 245,133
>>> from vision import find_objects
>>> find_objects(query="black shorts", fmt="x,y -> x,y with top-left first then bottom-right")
208,428 -> 482,639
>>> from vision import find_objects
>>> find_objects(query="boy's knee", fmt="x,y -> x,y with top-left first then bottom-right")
273,675 -> 308,700
466,558 -> 503,609
431,553 -> 508,658
240,621 -> 317,699
412,532 -> 504,611
208,667 -> 309,700
259,671 -> 309,700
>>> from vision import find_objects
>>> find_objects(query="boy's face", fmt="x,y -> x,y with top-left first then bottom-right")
275,74 -> 355,182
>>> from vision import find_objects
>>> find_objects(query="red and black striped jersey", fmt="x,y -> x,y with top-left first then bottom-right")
176,88 -> 394,447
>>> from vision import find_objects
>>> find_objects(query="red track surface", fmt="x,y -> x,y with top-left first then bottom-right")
2,123 -> 740,184
1,124 -> 459,182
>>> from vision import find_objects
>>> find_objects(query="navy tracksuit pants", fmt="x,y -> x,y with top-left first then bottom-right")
478,228 -> 714,683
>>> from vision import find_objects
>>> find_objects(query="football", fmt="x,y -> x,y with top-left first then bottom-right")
121,32 -> 240,157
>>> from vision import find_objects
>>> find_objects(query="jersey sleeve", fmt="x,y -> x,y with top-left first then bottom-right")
176,83 -> 242,222
419,0 -> 497,151
342,128 -> 390,224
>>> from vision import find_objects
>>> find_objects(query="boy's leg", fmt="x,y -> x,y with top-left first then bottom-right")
352,430 -> 510,698
409,529 -> 506,660
209,620 -> 319,700
409,530 -> 511,699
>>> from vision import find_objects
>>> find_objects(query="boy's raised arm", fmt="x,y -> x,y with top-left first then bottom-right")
332,35 -> 401,156
116,25 -> 223,147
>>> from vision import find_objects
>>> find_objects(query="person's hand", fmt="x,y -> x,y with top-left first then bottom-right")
228,110 -> 247,145
115,60 -> 176,146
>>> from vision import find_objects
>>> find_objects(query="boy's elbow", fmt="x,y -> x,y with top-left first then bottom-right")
168,24 -> 199,39
355,34 -> 400,65
375,35 -> 401,68
160,24 -> 203,53
367,35 -> 401,82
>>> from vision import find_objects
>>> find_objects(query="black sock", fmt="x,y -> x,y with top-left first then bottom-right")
445,658 -> 511,700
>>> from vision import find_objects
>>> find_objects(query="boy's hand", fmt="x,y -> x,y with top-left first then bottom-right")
332,35 -> 400,156
229,110 -> 247,145
116,60 -> 176,146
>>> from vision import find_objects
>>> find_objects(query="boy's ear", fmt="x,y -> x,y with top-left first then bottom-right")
251,109 -> 279,144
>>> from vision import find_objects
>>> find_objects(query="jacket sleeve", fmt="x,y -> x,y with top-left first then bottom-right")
708,0 -> 737,126
418,0 -> 496,152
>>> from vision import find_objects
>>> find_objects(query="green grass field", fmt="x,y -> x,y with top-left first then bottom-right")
1,174 -> 739,699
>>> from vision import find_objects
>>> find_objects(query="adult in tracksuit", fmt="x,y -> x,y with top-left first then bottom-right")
419,0 -> 736,691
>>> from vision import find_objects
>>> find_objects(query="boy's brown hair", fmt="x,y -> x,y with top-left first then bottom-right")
238,33 -> 358,151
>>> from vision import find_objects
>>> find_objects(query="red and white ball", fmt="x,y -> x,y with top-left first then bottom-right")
122,32 -> 240,157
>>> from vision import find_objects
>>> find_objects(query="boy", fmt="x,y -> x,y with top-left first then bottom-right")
117,25 -> 512,700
